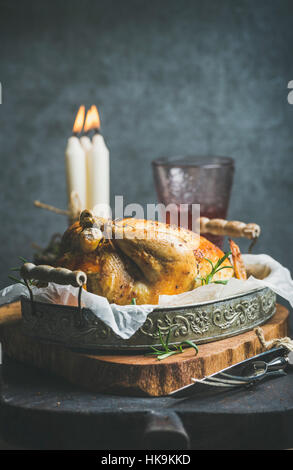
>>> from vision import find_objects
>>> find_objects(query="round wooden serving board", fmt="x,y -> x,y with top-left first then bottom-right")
0,302 -> 289,397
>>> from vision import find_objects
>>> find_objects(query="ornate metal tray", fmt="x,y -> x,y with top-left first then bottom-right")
19,263 -> 276,351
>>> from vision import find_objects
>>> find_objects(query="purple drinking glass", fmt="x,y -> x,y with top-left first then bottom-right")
152,156 -> 234,248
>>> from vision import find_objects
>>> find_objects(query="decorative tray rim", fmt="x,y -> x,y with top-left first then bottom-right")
20,285 -> 267,312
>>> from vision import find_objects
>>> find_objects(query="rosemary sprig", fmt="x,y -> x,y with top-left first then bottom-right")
8,257 -> 32,286
8,275 -> 26,287
196,251 -> 234,286
146,326 -> 199,361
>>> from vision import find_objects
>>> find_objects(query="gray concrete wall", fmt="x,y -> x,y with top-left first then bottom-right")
0,0 -> 293,288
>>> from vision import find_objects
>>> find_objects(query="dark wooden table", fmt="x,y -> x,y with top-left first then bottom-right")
0,353 -> 293,450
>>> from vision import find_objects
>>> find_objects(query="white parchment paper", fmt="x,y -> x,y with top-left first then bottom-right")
159,254 -> 293,307
0,254 -> 292,339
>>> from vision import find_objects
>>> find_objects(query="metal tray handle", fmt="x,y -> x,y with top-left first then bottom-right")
20,263 -> 87,288
199,217 -> 260,252
199,217 -> 261,240
20,263 -> 87,322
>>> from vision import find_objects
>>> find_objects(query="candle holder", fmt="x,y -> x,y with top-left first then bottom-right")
152,156 -> 234,248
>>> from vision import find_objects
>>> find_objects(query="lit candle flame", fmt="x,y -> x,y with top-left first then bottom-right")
72,105 -> 85,134
90,105 -> 101,131
84,108 -> 94,133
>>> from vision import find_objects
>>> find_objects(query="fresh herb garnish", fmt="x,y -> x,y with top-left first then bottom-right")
146,326 -> 198,361
196,251 -> 234,286
8,257 -> 32,286
131,298 -> 136,305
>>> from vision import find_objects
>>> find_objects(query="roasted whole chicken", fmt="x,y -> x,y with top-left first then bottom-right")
56,210 -> 239,305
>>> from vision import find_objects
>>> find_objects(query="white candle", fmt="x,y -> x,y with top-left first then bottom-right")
87,132 -> 110,216
80,135 -> 92,209
80,135 -> 92,153
65,136 -> 87,210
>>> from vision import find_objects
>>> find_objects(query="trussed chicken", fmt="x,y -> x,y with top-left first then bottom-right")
56,210 -> 234,305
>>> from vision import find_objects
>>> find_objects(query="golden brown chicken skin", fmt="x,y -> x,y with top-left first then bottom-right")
56,210 -> 233,305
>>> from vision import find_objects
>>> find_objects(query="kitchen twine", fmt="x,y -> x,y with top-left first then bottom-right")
254,327 -> 293,352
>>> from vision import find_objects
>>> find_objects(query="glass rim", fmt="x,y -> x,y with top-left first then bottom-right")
152,155 -> 234,169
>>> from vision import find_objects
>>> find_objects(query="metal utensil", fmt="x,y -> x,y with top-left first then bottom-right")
169,347 -> 289,397
244,350 -> 293,376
